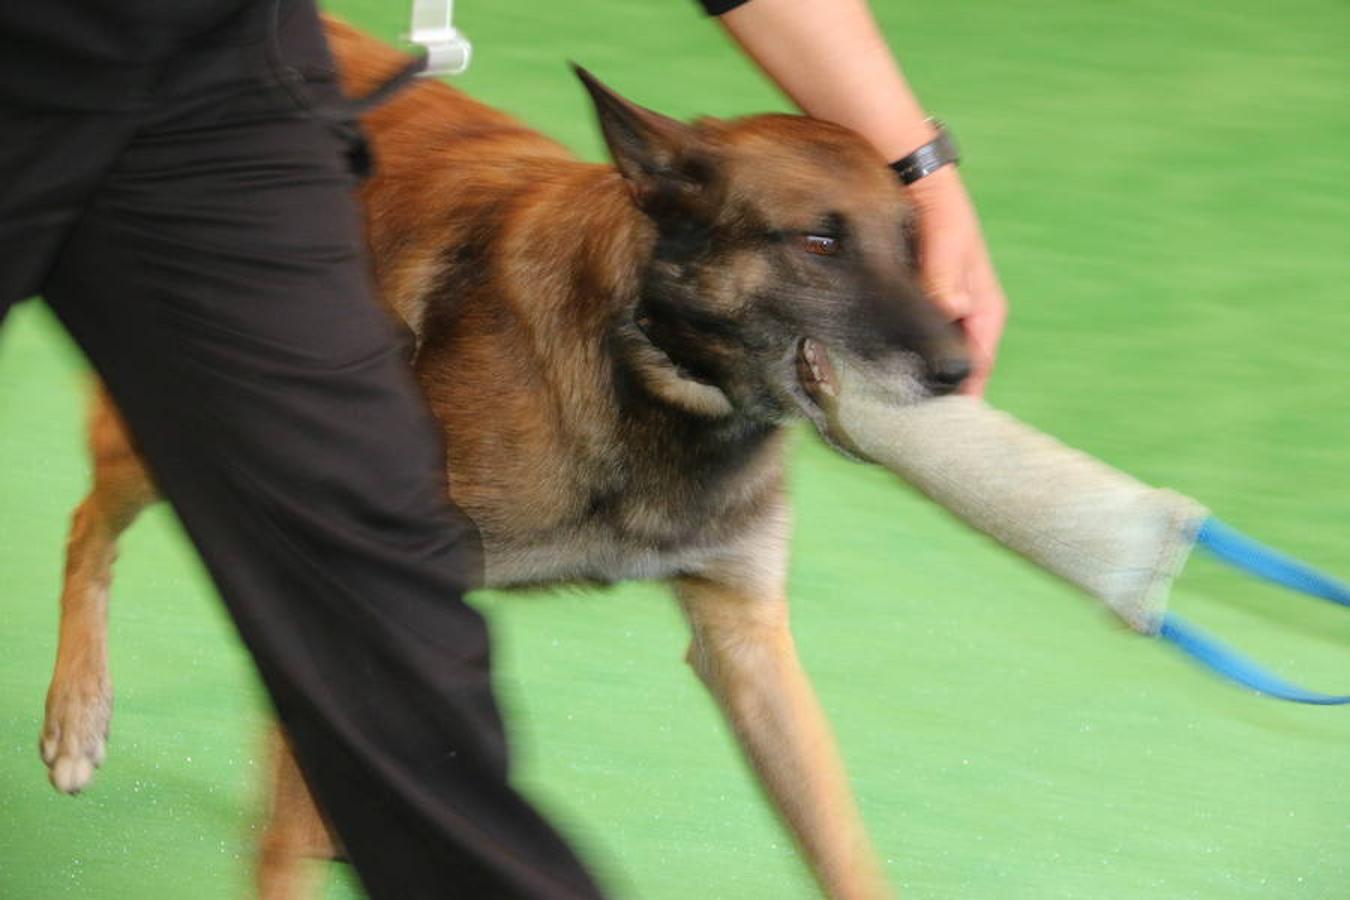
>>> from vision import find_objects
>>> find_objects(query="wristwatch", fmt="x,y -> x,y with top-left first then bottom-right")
889,118 -> 959,185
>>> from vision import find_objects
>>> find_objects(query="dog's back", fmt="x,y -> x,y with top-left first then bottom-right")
324,18 -> 564,160
324,20 -> 579,330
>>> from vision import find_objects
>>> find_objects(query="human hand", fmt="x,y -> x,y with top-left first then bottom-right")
905,166 -> 1008,397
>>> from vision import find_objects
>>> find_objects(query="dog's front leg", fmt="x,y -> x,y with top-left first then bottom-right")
676,576 -> 891,900
42,389 -> 156,794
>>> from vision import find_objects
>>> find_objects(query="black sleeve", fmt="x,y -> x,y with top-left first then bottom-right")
697,0 -> 752,15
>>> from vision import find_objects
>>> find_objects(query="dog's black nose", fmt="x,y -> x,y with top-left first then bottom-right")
927,357 -> 971,394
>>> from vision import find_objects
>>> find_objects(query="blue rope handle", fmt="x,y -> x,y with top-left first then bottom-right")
1160,517 -> 1349,704
1197,518 -> 1349,606
1159,614 -> 1350,705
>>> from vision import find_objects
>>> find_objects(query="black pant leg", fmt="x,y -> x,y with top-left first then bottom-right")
0,105 -> 134,313
20,4 -> 607,898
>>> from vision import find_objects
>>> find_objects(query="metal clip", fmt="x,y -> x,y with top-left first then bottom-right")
410,0 -> 472,76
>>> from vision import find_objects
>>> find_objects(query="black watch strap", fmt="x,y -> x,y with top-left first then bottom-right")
889,119 -> 959,185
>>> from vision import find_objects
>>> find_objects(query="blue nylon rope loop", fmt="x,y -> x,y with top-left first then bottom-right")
1159,613 -> 1350,705
1197,518 -> 1350,606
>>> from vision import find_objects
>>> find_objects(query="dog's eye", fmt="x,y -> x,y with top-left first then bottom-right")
800,234 -> 839,257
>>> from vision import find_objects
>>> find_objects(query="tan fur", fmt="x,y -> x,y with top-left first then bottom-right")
257,731 -> 341,900
35,19 -> 949,899
42,388 -> 154,794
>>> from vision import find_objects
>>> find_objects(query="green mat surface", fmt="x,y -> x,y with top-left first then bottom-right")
2,1 -> 1347,898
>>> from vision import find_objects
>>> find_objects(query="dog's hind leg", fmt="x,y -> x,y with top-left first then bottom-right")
677,575 -> 890,900
42,386 -> 158,794
257,725 -> 341,900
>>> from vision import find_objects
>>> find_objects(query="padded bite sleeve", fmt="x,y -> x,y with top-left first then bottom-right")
831,394 -> 1209,633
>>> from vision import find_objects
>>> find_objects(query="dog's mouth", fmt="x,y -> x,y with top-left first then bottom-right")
789,337 -> 867,459
789,336 -> 937,460
796,337 -> 839,409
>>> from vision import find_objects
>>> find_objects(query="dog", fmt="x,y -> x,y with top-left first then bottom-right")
39,19 -> 969,899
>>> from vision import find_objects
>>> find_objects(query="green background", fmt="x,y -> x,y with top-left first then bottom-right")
2,0 -> 1347,897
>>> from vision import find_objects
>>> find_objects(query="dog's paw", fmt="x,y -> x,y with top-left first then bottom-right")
41,675 -> 112,795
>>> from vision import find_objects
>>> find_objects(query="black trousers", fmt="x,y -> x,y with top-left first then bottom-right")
0,3 -> 604,898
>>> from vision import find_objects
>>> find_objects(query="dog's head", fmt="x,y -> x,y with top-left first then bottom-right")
577,68 -> 969,452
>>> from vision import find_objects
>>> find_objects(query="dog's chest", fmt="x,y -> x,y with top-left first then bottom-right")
484,528 -> 722,588
481,490 -> 738,588
451,387 -> 788,590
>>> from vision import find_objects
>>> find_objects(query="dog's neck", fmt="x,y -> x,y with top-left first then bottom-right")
517,167 -> 732,415
535,165 -> 784,455
619,318 -> 736,419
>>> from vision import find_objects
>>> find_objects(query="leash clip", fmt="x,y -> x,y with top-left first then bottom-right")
410,0 -> 473,76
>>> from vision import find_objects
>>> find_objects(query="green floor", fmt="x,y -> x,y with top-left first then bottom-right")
2,1 -> 1348,897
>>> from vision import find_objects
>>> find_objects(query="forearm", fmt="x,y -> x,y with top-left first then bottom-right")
716,0 -> 935,162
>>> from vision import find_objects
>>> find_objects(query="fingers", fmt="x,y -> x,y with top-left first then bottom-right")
906,168 -> 1008,398
914,219 -> 975,323
920,238 -> 1004,397
918,235 -> 972,320
957,256 -> 1008,397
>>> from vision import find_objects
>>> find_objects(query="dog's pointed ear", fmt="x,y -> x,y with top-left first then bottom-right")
572,64 -> 718,219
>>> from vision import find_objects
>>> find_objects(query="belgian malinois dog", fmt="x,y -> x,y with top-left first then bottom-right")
39,19 -> 969,899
